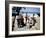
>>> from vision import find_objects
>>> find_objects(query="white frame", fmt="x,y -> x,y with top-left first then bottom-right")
9,3 -> 43,35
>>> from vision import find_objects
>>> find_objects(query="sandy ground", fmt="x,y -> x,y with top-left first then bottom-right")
12,16 -> 40,31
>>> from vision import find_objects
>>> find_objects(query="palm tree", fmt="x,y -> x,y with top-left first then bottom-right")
12,7 -> 22,31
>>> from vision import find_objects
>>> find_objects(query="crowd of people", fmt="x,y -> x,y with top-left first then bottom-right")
12,13 -> 37,31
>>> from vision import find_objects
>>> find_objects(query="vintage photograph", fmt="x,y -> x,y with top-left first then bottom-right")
12,7 -> 40,31
5,1 -> 45,37
9,4 -> 43,35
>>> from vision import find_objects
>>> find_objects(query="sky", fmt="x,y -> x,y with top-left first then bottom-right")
20,7 -> 40,14
12,7 -> 40,16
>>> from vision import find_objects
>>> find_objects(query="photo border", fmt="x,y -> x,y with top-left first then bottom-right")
5,1 -> 45,37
